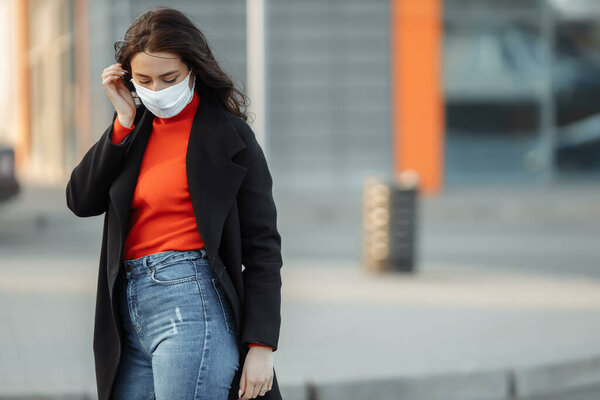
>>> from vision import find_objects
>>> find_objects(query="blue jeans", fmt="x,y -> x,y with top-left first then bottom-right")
111,249 -> 240,400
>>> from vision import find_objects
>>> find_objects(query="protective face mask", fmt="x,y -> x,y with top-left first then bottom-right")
131,70 -> 196,118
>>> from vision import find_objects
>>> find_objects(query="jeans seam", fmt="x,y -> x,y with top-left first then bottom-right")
127,279 -> 152,360
148,250 -> 188,267
193,261 -> 210,399
147,250 -> 205,270
149,265 -> 198,285
212,278 -> 237,335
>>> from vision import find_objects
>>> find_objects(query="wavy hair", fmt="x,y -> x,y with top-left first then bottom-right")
114,6 -> 250,121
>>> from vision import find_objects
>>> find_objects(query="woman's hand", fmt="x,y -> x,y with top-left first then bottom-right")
101,63 -> 136,128
238,347 -> 274,399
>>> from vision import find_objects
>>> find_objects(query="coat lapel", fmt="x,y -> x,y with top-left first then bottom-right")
108,95 -> 248,280
186,96 -> 248,274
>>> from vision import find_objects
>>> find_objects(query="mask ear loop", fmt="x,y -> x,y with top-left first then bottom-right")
189,70 -> 196,93
127,75 -> 142,106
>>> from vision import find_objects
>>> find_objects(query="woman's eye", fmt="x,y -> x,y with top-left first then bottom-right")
139,79 -> 176,85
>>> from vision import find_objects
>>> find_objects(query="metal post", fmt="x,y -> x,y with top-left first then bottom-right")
74,0 -> 92,160
246,0 -> 268,155
540,1 -> 557,184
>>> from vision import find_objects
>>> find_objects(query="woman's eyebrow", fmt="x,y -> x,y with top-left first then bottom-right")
135,70 -> 179,78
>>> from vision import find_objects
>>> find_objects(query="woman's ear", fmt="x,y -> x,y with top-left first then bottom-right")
122,70 -> 135,92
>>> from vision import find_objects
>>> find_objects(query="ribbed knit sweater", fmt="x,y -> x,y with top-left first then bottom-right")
110,91 -> 272,350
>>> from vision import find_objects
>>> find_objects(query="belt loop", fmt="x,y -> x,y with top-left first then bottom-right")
143,255 -> 150,275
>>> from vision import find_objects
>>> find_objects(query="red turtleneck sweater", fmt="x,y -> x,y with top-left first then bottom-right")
110,91 -> 272,350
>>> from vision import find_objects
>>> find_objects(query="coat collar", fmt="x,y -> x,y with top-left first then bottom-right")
108,93 -> 248,275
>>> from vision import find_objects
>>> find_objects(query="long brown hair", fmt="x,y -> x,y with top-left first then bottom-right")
114,6 -> 250,121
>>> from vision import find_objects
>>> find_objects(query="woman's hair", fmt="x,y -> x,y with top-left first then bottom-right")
114,6 -> 250,121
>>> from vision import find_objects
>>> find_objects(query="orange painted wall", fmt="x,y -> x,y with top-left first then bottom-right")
14,0 -> 30,169
391,0 -> 444,195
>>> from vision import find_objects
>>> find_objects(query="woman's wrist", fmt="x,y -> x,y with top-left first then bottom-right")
248,343 -> 274,350
111,115 -> 135,145
117,113 -> 134,129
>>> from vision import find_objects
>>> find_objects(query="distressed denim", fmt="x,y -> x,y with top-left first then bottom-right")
111,248 -> 240,400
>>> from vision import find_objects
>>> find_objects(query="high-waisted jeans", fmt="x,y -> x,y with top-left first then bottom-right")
111,248 -> 240,400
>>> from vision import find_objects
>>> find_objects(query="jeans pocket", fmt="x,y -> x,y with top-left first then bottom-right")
212,278 -> 238,336
150,259 -> 197,285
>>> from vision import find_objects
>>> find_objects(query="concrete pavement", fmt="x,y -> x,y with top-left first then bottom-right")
0,183 -> 599,399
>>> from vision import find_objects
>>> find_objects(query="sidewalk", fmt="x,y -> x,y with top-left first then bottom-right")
1,184 -> 600,399
2,257 -> 600,399
277,260 -> 600,399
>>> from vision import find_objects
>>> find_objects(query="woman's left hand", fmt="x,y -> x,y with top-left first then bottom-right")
238,346 -> 274,399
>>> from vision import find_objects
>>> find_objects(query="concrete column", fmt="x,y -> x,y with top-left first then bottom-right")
391,0 -> 444,195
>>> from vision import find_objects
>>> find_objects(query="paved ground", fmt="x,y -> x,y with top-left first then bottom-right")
522,384 -> 600,400
0,183 -> 599,399
276,183 -> 600,279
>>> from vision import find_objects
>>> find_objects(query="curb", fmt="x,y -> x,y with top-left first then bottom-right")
2,356 -> 600,399
306,369 -> 509,400
276,355 -> 600,400
513,355 -> 600,398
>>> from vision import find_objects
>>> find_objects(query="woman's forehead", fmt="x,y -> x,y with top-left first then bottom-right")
130,51 -> 184,74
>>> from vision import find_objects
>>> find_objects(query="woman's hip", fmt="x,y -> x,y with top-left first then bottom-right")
116,248 -> 239,352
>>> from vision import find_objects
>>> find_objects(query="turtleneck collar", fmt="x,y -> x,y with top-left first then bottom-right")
154,89 -> 200,125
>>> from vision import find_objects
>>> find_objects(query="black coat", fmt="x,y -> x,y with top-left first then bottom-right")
65,94 -> 283,400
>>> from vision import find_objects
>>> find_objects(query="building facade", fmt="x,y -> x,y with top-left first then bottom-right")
4,0 -> 599,190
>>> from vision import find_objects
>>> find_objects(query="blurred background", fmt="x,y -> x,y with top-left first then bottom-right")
1,0 -> 600,399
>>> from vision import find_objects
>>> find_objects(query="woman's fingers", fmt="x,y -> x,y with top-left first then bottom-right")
258,383 -> 269,397
102,63 -> 130,94
258,374 -> 273,397
250,385 -> 260,399
102,62 -> 124,73
238,368 -> 246,399
101,63 -> 136,121
243,378 -> 270,399
102,72 -> 125,84
101,64 -> 127,82
101,75 -> 122,86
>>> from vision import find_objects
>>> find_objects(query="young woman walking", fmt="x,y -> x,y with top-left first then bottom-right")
66,6 -> 283,400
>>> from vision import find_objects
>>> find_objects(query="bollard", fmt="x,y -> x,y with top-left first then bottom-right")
362,170 -> 419,272
0,145 -> 20,202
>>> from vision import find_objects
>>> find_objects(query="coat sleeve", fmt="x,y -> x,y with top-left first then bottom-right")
66,111 -> 133,217
234,121 -> 283,352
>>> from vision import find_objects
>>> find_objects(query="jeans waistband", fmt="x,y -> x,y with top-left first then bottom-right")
122,248 -> 208,278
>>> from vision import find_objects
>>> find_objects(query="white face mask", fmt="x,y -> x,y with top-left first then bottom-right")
131,70 -> 196,118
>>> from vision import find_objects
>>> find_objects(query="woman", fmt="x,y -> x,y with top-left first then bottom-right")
66,6 -> 283,400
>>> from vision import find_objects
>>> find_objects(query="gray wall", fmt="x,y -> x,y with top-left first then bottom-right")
88,0 -> 392,194
267,1 -> 391,193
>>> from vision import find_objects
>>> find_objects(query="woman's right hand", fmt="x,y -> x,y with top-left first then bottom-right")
102,63 -> 136,128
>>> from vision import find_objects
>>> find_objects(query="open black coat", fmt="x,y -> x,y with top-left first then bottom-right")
65,94 -> 283,400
